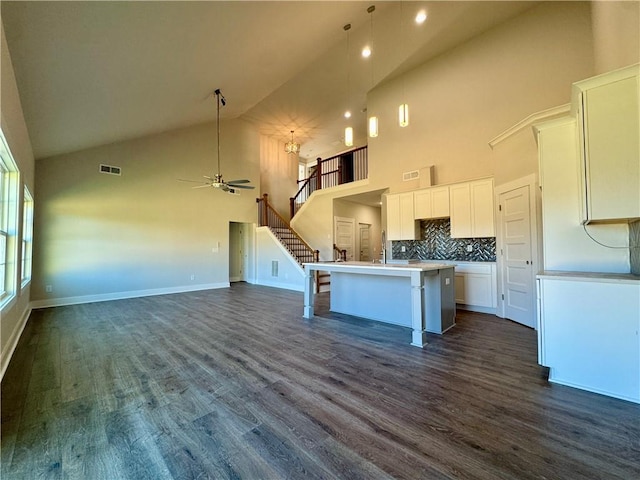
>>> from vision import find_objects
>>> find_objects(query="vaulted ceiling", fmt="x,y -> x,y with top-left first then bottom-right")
1,1 -> 535,161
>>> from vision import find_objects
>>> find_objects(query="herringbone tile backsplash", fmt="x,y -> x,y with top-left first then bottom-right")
391,218 -> 496,262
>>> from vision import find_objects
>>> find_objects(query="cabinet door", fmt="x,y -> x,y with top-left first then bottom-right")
449,183 -> 472,238
470,179 -> 495,237
386,194 -> 402,240
431,186 -> 450,218
399,192 -> 417,239
413,189 -> 432,219
464,273 -> 493,307
582,74 -> 640,221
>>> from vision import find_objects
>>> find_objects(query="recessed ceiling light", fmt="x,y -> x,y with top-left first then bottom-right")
344,110 -> 352,119
362,46 -> 372,58
415,10 -> 427,24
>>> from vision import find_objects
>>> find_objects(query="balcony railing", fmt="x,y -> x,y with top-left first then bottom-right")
290,146 -> 367,218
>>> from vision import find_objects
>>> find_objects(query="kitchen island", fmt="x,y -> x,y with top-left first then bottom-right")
303,261 -> 456,348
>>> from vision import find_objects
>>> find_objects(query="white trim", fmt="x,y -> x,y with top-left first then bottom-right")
253,280 -> 304,292
0,304 -> 31,381
29,282 -> 230,309
294,178 -> 370,219
489,104 -> 571,149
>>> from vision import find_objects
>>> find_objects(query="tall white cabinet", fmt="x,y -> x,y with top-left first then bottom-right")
573,64 -> 640,223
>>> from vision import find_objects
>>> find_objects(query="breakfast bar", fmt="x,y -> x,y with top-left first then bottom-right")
303,261 -> 456,348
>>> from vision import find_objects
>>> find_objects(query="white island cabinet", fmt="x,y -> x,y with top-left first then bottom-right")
303,262 -> 456,348
537,272 -> 640,404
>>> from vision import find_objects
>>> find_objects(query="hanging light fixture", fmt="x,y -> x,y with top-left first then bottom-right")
368,116 -> 379,137
345,127 -> 354,147
344,23 -> 353,147
284,130 -> 300,155
366,5 -> 378,138
398,2 -> 409,128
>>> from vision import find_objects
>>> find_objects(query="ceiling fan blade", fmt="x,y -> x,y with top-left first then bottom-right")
192,184 -> 212,189
226,179 -> 251,184
228,184 -> 255,189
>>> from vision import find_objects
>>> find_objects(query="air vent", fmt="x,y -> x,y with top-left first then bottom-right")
402,170 -> 419,181
99,164 -> 121,176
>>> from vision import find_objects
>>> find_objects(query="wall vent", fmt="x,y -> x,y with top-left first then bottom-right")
99,164 -> 122,175
271,260 -> 279,277
402,170 -> 419,181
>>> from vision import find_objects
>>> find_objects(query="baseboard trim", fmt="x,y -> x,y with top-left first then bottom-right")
253,280 -> 304,292
29,283 -> 230,309
1,304 -> 32,382
456,304 -> 497,315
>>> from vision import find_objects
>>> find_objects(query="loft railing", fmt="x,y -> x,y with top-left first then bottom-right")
256,193 -> 319,265
290,145 -> 368,218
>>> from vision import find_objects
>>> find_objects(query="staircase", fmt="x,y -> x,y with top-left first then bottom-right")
257,194 -> 328,291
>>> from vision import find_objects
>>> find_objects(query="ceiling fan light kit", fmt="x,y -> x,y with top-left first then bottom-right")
178,89 -> 255,193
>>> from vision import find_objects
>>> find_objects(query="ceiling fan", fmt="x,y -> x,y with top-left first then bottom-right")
179,89 -> 255,193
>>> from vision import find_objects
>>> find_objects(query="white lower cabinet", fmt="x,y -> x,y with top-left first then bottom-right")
454,262 -> 497,312
537,273 -> 640,404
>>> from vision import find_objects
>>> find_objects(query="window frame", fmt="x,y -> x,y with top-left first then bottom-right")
0,131 -> 20,309
21,186 -> 34,287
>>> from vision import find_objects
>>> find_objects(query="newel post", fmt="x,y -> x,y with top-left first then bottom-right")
289,197 -> 295,220
316,157 -> 322,191
261,193 -> 269,227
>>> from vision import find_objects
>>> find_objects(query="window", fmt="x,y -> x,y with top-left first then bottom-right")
0,131 -> 19,306
21,186 -> 34,286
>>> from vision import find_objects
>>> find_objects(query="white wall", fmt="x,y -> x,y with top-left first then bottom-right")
32,118 -> 260,305
333,199 -> 382,261
536,117 -> 629,273
1,22 -> 36,377
367,1 -> 594,192
260,135 -> 298,218
254,226 -> 304,291
591,1 -> 640,75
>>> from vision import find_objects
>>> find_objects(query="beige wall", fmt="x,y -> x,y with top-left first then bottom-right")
591,0 -> 640,74
1,22 -> 36,376
333,199 -> 382,261
32,118 -> 260,303
259,135 -> 299,218
367,1 -> 594,192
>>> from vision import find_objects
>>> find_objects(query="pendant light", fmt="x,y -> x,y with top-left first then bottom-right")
284,130 -> 300,155
366,5 -> 379,138
344,23 -> 353,147
398,1 -> 409,128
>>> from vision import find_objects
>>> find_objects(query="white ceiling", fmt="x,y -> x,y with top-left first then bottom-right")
1,1 -> 535,161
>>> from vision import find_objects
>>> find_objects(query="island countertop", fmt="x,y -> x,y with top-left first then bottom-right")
304,261 -> 454,274
302,261 -> 456,347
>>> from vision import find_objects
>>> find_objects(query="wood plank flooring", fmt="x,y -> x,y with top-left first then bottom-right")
2,283 -> 639,479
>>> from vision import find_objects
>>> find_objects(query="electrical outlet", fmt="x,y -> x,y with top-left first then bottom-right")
45,285 -> 53,293
190,274 -> 195,281
466,245 -> 473,252
401,246 -> 406,252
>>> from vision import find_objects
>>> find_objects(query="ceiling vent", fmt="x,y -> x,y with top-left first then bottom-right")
402,170 -> 419,181
99,164 -> 121,176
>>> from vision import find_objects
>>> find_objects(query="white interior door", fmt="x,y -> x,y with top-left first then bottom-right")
334,217 -> 355,261
499,185 -> 535,328
359,223 -> 371,261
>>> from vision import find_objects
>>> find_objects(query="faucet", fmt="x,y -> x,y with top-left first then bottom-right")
381,230 -> 387,264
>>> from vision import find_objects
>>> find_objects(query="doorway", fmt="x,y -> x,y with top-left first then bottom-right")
229,222 -> 251,283
359,223 -> 371,261
334,216 -> 355,261
496,176 -> 538,328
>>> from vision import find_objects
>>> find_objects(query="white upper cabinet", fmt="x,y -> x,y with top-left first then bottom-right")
414,186 -> 450,219
386,192 -> 418,240
450,179 -> 495,238
573,64 -> 640,223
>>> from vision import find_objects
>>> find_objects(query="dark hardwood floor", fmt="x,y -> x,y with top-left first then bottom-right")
2,283 -> 639,479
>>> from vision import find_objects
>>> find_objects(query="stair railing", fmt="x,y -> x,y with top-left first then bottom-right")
290,145 -> 368,219
333,244 -> 347,262
256,193 -> 319,265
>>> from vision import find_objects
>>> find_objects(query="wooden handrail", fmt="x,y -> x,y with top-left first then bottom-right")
333,244 -> 347,261
257,193 -> 319,261
290,146 -> 368,219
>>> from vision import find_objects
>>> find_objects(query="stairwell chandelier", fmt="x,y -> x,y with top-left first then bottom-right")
285,130 -> 300,155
